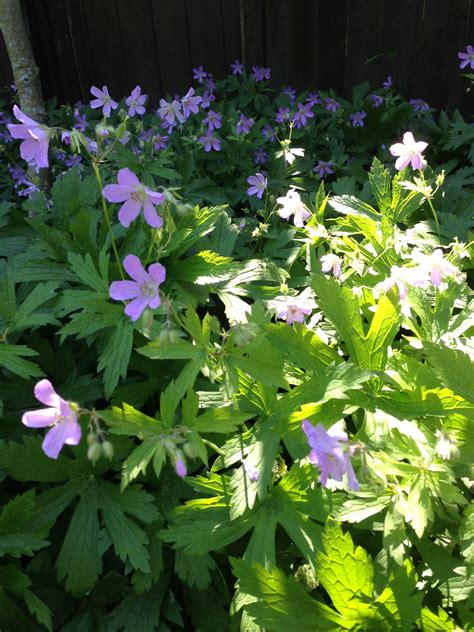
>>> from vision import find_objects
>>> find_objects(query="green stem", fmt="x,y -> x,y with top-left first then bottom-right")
92,161 -> 124,279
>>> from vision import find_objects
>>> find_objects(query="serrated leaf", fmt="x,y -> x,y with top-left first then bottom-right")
368,157 -> 392,215
365,290 -> 400,371
121,438 -> 162,489
0,490 -> 51,558
317,518 -> 374,616
174,549 -> 216,590
67,251 -> 109,293
231,558 -> 345,630
56,489 -> 103,595
0,344 -> 44,379
97,319 -> 134,398
424,342 -> 474,403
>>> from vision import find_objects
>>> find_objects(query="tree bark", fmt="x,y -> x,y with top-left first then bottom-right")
0,0 -> 46,123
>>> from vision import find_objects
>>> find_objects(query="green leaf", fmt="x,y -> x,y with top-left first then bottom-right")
170,250 -> 240,284
108,580 -> 168,632
424,342 -> 474,403
0,344 -> 43,379
365,290 -> 400,371
98,482 -> 160,573
56,489 -> 103,595
420,607 -> 457,631
317,518 -> 374,617
160,355 -> 205,425
174,549 -> 216,590
67,251 -> 109,293
97,319 -> 134,398
187,406 -> 254,433
231,558 -> 345,630
100,403 -> 164,436
24,589 -> 53,632
121,437 -> 162,490
329,195 -> 380,220
0,437 -> 73,482
368,157 -> 392,216
311,273 -> 368,366
0,490 -> 51,558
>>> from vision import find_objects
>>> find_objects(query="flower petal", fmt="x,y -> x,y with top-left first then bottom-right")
148,262 -> 166,285
42,420 -> 81,459
109,280 -> 141,300
143,199 -> 163,228
124,296 -> 149,321
103,184 -> 134,203
123,254 -> 149,284
22,408 -> 57,428
117,167 -> 140,187
34,379 -> 60,406
117,198 -> 142,226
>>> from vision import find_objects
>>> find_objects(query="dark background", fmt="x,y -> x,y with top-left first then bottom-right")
1,0 -> 473,112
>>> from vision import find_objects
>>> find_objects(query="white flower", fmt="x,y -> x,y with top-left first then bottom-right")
410,248 -> 460,289
389,132 -> 428,171
276,188 -> 311,227
320,253 -> 342,278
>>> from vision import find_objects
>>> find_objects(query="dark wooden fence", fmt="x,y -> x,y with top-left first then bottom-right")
1,0 -> 473,112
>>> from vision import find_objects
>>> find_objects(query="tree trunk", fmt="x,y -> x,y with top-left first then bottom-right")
0,0 -> 46,123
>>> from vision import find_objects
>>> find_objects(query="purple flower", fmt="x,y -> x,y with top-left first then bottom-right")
199,131 -> 221,152
65,155 -> 82,168
306,92 -> 321,107
247,172 -> 267,199
251,66 -> 271,82
275,107 -> 291,123
292,102 -> 314,128
236,113 -> 254,135
22,380 -> 81,459
282,86 -> 296,103
458,45 -> 474,70
74,108 -> 88,132
89,85 -> 118,118
109,254 -> 166,322
389,131 -> 427,170
383,75 -> 393,90
262,124 -> 276,142
276,292 -> 315,324
200,90 -> 215,109
350,110 -> 366,127
320,253 -> 342,278
205,74 -> 216,91
102,167 -> 165,228
409,98 -> 429,112
126,85 -> 147,117
157,98 -> 185,126
370,94 -> 384,108
302,420 -> 359,491
202,109 -> 221,132
253,147 -> 268,165
313,160 -> 334,178
192,65 -> 207,83
175,457 -> 187,478
181,87 -> 202,118
8,105 -> 50,169
153,133 -> 168,151
242,459 -> 259,481
276,188 -> 311,227
324,97 -> 340,113
231,59 -> 244,75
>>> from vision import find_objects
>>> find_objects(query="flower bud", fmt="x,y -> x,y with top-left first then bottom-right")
87,442 -> 102,463
183,442 -> 198,459
86,432 -> 96,446
174,453 -> 187,478
435,431 -> 459,460
101,441 -> 114,460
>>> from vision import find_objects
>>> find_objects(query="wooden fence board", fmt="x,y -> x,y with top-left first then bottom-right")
0,0 -> 471,113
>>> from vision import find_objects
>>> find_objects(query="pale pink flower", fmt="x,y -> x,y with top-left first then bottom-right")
22,380 -> 81,459
8,105 -> 49,169
102,168 -> 165,228
320,253 -> 342,278
389,132 -> 428,170
109,254 -> 166,321
90,85 -> 118,118
276,188 -> 311,227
